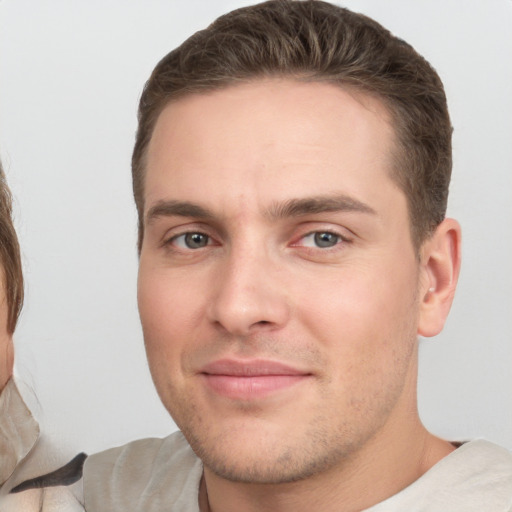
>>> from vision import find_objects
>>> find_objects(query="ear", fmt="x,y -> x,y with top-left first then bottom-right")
417,218 -> 461,338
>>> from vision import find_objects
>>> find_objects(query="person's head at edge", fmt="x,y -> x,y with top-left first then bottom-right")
0,159 -> 24,391
133,0 -> 461,509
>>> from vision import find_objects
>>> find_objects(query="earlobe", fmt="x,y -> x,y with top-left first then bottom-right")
418,218 -> 461,338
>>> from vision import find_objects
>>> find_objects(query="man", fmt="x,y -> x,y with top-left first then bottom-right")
0,160 -> 85,511
82,1 -> 512,510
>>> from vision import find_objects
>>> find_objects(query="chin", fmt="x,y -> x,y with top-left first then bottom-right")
180,417 -> 349,485
202,444 -> 345,484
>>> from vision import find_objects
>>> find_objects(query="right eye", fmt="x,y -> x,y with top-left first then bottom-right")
170,232 -> 211,249
300,231 -> 343,248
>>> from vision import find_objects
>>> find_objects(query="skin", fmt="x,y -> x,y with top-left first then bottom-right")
138,79 -> 461,512
0,274 -> 14,392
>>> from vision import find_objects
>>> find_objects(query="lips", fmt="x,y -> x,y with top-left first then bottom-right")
200,359 -> 311,400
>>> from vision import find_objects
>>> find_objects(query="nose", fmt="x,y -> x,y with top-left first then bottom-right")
206,245 -> 290,336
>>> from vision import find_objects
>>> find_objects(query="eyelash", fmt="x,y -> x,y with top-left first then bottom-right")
297,230 -> 347,248
165,231 -> 215,250
164,229 -> 349,252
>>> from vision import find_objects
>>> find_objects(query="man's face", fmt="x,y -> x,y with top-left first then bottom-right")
138,79 -> 425,483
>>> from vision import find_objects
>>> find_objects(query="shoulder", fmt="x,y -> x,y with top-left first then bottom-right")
429,440 -> 512,510
0,378 -> 39,487
368,439 -> 512,512
84,430 -> 202,512
454,439 -> 512,490
84,430 -> 198,480
1,450 -> 86,512
0,379 -> 85,511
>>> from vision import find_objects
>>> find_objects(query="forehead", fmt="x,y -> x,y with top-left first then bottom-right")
144,79 -> 401,218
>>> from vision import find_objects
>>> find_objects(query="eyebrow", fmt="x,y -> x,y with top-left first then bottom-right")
146,200 -> 215,224
265,195 -> 376,219
145,194 -> 376,224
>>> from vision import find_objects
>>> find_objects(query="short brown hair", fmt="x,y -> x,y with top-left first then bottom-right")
0,159 -> 24,333
132,0 -> 452,250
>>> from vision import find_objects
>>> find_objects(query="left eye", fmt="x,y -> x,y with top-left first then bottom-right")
172,232 -> 210,249
301,231 -> 342,248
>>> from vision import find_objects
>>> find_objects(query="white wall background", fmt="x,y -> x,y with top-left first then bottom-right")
0,0 -> 511,459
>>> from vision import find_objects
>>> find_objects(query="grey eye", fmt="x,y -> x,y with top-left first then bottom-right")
184,233 -> 209,249
314,232 -> 340,248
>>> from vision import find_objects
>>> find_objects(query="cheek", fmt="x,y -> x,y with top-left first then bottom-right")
299,269 -> 403,332
296,262 -> 418,371
300,277 -> 418,423
137,269 -> 205,375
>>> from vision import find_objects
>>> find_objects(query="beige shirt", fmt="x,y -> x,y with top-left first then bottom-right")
0,378 -> 39,486
84,430 -> 512,512
0,379 -> 84,512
